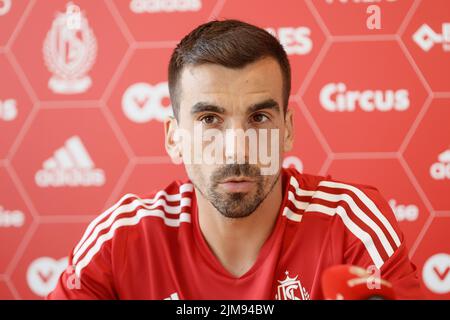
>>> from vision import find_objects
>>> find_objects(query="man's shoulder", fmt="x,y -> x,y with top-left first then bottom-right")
69,179 -> 195,279
287,167 -> 394,224
286,167 -> 379,194
286,167 -> 398,231
77,179 -> 195,252
286,168 -> 403,267
112,179 -> 195,231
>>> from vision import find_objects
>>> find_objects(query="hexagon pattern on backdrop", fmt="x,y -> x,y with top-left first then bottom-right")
0,0 -> 448,299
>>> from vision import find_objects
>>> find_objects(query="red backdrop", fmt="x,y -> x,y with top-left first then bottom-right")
0,0 -> 449,299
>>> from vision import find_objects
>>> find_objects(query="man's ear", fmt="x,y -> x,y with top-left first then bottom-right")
283,107 -> 294,153
164,116 -> 183,165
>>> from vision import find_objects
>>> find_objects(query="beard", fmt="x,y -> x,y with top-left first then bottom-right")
193,164 -> 280,219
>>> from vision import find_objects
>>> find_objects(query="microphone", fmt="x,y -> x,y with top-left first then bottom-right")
321,264 -> 396,300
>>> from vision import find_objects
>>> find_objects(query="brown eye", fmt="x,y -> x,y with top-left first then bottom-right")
252,113 -> 269,123
200,115 -> 219,125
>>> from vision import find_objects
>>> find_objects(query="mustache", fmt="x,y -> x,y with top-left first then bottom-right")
211,164 -> 261,184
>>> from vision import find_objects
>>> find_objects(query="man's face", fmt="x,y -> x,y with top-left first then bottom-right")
167,57 -> 293,218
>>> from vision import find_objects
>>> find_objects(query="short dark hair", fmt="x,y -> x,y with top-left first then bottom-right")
168,19 -> 291,120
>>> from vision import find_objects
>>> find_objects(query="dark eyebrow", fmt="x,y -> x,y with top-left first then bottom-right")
190,102 -> 226,115
190,99 -> 280,116
247,99 -> 280,115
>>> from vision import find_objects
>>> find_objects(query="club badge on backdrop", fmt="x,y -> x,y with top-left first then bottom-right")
43,2 -> 97,94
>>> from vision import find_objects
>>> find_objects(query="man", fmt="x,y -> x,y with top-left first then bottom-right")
48,20 -> 423,300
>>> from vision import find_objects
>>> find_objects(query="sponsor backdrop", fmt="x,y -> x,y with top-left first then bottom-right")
0,0 -> 449,299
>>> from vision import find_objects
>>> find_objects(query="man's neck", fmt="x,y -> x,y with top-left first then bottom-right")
195,174 -> 284,278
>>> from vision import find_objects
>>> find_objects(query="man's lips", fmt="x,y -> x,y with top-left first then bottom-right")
218,177 -> 256,192
220,176 -> 255,183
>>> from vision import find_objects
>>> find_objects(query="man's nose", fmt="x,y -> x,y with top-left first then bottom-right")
224,120 -> 249,164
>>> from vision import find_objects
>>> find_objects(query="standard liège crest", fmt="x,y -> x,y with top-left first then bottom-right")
43,2 -> 97,94
275,271 -> 310,300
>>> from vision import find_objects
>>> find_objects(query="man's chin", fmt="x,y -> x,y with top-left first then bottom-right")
216,203 -> 257,219
213,193 -> 262,218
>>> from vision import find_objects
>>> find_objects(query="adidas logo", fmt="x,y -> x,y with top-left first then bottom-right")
430,149 -> 450,180
34,136 -> 105,187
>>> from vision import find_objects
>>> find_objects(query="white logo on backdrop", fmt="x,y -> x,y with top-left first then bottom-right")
430,149 -> 450,180
0,206 -> 25,228
320,82 -> 410,112
129,0 -> 202,13
265,27 -> 313,55
122,82 -> 173,123
422,253 -> 450,294
130,0 -> 202,13
43,2 -> 97,94
413,23 -> 450,52
0,0 -> 11,16
0,99 -> 17,121
324,0 -> 399,4
27,257 -> 69,297
35,135 -> 105,188
388,199 -> 419,222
